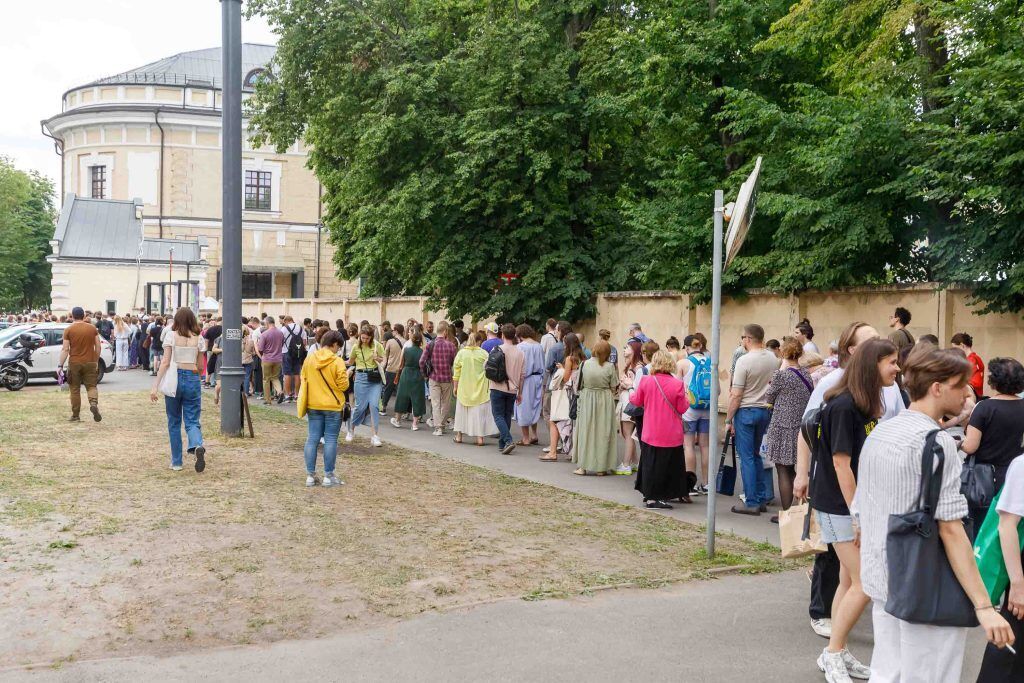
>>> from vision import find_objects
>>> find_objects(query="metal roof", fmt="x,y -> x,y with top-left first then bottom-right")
84,44 -> 276,90
54,195 -> 202,264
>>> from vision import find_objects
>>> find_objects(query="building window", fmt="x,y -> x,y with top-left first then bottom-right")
105,300 -> 117,315
90,166 -> 107,199
241,272 -> 272,299
244,68 -> 268,89
244,170 -> 272,211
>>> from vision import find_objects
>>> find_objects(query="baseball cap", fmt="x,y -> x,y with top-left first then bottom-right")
484,322 -> 499,335
71,306 -> 85,319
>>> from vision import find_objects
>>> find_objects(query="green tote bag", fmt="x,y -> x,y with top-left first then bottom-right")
973,489 -> 1024,605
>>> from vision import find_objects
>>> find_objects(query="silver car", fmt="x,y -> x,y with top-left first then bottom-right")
0,323 -> 115,384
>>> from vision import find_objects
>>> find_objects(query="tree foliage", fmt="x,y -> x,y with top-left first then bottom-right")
248,0 -> 1024,318
0,157 -> 55,311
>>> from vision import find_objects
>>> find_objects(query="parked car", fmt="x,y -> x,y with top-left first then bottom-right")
0,323 -> 114,384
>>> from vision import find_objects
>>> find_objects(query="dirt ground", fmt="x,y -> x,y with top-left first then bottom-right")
0,390 -> 795,668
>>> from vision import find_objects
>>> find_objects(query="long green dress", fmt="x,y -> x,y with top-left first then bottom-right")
572,358 -> 619,472
394,345 -> 427,418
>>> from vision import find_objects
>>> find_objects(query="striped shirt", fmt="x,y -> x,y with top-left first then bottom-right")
854,410 -> 969,603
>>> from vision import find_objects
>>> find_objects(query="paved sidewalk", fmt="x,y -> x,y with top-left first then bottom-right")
270,399 -> 779,544
0,570 -> 986,683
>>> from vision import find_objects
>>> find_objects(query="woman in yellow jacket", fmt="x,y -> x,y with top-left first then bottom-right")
452,330 -> 498,446
297,331 -> 350,487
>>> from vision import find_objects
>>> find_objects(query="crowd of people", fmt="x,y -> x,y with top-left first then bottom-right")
17,301 -> 1024,681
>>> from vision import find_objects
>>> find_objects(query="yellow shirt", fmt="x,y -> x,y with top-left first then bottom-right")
351,341 -> 385,370
298,348 -> 350,416
453,347 -> 490,407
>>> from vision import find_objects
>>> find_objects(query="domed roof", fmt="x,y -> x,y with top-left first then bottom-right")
84,43 -> 276,90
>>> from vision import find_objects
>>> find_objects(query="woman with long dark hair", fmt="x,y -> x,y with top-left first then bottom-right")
150,307 -> 207,473
810,338 -> 899,681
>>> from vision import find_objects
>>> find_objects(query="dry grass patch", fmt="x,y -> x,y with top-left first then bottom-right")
0,389 -> 796,666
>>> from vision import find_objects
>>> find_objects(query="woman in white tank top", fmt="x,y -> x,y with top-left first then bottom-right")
151,307 -> 207,473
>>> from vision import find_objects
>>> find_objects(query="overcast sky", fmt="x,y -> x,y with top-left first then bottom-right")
1,0 -> 277,184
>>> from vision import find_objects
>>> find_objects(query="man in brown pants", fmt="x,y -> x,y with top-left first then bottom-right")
59,306 -> 102,422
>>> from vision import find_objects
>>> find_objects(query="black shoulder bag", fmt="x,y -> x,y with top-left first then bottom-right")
885,429 -> 978,627
715,431 -> 738,496
960,455 -> 996,510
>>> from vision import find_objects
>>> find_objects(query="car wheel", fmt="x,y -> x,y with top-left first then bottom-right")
95,361 -> 106,385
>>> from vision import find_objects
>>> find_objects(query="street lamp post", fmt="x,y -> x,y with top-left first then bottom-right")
219,0 -> 243,435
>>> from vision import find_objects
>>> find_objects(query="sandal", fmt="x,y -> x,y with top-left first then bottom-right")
452,437 -> 463,444
539,456 -> 558,462
515,440 -> 532,447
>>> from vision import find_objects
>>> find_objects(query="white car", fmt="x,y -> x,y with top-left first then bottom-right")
0,323 -> 114,384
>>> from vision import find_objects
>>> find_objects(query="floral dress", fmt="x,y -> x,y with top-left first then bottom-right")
763,366 -> 813,466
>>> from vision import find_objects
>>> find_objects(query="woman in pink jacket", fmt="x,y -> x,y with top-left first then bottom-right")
629,350 -> 691,509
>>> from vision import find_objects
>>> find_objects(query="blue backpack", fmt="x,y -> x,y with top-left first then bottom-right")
686,355 -> 713,410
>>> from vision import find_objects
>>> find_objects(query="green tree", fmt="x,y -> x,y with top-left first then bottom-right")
0,158 -> 55,310
248,0 -> 639,322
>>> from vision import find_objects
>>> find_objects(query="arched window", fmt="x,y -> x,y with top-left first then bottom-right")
243,68 -> 267,89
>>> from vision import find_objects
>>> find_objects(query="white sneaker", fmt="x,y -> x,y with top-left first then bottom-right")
427,417 -> 434,428
170,465 -> 183,471
345,431 -> 353,443
810,618 -> 832,638
817,648 -> 852,683
390,417 -> 401,428
433,428 -> 443,437
614,464 -> 632,475
322,474 -> 335,488
411,423 -> 420,432
371,435 -> 382,447
324,474 -> 343,487
305,475 -> 316,487
840,649 -> 870,680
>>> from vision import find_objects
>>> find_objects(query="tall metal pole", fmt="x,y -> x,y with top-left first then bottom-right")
705,189 -> 725,558
219,0 -> 243,435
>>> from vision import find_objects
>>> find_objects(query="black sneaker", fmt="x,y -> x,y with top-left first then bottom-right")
90,404 -> 102,422
276,394 -> 286,405
69,415 -> 80,422
194,446 -> 206,473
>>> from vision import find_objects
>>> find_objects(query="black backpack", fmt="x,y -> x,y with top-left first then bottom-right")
484,345 -> 508,383
285,324 -> 306,363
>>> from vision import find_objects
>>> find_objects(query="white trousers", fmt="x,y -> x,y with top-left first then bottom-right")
869,601 -> 968,683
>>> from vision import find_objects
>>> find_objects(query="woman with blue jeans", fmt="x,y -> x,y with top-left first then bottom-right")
346,327 -> 385,447
298,331 -> 349,487
151,307 -> 206,473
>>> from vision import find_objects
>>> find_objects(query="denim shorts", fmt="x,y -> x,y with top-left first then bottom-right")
816,510 -> 856,544
683,415 -> 710,434
282,353 -> 300,376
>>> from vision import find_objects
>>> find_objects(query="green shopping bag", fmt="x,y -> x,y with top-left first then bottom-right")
973,489 -> 1024,605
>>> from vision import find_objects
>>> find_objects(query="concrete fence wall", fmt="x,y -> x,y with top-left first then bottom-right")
238,296 -> 480,331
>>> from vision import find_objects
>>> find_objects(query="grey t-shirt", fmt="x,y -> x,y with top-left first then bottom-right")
732,348 -> 780,408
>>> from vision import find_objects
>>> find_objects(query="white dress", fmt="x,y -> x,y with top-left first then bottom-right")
114,327 -> 130,368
